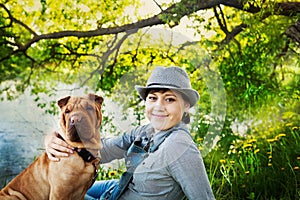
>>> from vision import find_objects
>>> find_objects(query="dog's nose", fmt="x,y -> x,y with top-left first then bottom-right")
70,115 -> 82,126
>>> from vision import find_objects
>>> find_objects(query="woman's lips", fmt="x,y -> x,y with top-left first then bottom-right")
152,113 -> 168,118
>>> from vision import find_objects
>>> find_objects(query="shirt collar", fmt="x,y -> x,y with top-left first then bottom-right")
148,122 -> 188,152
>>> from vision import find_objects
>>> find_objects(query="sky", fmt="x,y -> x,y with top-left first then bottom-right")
138,0 -> 215,40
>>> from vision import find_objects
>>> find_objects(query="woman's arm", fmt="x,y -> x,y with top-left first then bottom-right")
45,125 -> 147,162
166,132 -> 215,199
100,125 -> 148,163
43,130 -> 131,162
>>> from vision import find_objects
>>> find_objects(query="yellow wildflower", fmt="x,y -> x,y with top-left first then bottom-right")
268,155 -> 272,159
219,159 -> 226,164
254,149 -> 260,154
268,163 -> 272,167
285,123 -> 293,127
230,161 -> 235,165
108,171 -> 117,177
277,133 -> 286,137
267,139 -> 276,143
275,133 -> 286,140
245,171 -> 250,174
243,144 -> 252,148
248,139 -> 257,143
294,166 -> 299,170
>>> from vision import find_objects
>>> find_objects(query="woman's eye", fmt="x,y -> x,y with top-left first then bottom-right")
166,98 -> 175,102
147,96 -> 157,101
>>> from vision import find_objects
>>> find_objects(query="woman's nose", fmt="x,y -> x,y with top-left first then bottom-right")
154,98 -> 164,107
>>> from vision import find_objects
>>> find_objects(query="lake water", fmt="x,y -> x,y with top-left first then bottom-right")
0,94 -> 60,188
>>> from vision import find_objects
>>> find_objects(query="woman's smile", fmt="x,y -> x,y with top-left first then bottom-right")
151,113 -> 168,118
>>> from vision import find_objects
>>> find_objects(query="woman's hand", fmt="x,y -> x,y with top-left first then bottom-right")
44,131 -> 74,161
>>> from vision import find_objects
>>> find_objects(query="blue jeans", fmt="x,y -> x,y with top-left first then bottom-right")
84,180 -> 119,200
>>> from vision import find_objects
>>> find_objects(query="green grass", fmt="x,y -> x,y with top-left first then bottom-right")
202,115 -> 300,200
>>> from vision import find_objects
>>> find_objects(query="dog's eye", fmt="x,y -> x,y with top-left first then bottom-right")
86,105 -> 94,111
65,109 -> 70,114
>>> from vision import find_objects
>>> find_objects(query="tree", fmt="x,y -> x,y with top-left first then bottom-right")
0,0 -> 299,114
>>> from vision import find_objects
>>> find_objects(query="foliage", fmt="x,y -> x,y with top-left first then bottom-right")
0,0 -> 140,101
0,0 -> 299,104
199,112 -> 300,199
97,164 -> 125,181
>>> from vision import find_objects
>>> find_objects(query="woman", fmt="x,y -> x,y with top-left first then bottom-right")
45,66 -> 215,200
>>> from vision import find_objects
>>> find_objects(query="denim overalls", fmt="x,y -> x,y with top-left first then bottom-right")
100,127 -> 188,200
100,129 -> 175,200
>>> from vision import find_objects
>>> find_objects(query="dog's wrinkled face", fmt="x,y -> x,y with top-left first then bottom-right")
58,94 -> 103,149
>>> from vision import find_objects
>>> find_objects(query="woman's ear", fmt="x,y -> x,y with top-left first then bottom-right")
184,102 -> 190,112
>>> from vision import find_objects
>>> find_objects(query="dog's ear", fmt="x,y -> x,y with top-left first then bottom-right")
88,94 -> 103,105
58,96 -> 71,109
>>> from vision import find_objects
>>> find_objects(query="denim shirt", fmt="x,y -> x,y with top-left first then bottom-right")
100,122 -> 215,200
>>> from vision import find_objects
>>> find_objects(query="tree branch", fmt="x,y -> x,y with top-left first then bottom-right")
286,20 -> 300,45
213,6 -> 229,34
82,29 -> 138,86
1,0 -> 299,62
0,4 -> 37,36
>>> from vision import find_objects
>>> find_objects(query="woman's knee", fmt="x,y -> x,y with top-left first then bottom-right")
86,180 -> 119,198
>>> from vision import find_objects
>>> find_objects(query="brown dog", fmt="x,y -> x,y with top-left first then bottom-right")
0,94 -> 103,200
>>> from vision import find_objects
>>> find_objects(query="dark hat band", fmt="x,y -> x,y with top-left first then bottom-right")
147,83 -> 180,88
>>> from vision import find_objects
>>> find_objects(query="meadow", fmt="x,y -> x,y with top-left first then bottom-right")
100,111 -> 300,200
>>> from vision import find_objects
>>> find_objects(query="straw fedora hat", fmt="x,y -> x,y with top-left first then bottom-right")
135,66 -> 200,107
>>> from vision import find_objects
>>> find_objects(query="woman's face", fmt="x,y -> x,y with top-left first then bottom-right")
145,89 -> 190,132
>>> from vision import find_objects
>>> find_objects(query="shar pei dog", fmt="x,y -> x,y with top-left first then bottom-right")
0,93 -> 103,200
